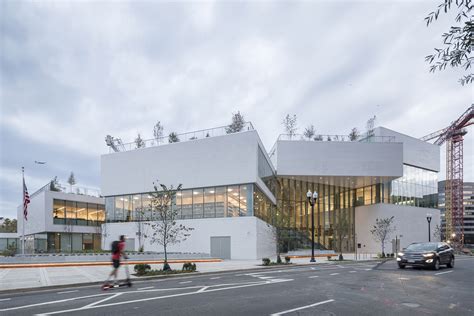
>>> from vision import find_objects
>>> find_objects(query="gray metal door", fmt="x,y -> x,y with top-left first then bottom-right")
210,236 -> 231,259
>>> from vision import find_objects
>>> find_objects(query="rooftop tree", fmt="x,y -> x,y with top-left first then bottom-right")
349,127 -> 360,141
168,132 -> 180,143
282,114 -> 298,139
135,133 -> 146,149
303,125 -> 316,140
225,111 -> 246,134
153,121 -> 164,144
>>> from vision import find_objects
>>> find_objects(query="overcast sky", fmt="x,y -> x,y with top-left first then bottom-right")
1,0 -> 472,219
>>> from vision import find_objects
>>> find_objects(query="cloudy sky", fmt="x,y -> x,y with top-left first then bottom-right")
1,0 -> 472,219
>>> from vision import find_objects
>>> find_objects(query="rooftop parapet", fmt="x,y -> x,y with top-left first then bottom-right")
30,180 -> 101,199
106,122 -> 255,153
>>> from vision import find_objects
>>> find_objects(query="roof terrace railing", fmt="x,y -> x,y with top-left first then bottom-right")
277,133 -> 396,143
111,122 -> 255,153
30,180 -> 102,199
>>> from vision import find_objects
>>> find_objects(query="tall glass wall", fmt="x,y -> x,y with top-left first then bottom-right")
275,178 -> 355,252
355,165 -> 438,208
53,200 -> 105,226
106,184 -> 253,222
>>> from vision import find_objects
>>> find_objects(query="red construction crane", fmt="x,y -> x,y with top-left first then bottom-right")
421,104 -> 474,248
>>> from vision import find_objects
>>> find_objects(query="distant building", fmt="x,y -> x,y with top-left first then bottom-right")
438,181 -> 474,245
17,181 -> 104,253
100,124 -> 440,258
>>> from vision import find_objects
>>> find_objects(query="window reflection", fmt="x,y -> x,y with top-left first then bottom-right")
215,187 -> 226,217
227,186 -> 240,217
204,188 -> 215,218
193,189 -> 204,219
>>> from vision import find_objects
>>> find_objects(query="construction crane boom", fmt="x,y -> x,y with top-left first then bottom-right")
420,104 -> 473,249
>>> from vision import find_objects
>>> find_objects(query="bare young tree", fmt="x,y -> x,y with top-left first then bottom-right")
282,114 -> 298,139
349,127 -> 360,141
225,111 -> 246,134
303,125 -> 316,140
425,0 -> 473,85
153,121 -> 164,145
135,133 -> 146,149
334,212 -> 351,260
433,224 -> 442,241
366,116 -> 377,138
267,206 -> 292,262
67,172 -> 76,193
145,182 -> 194,270
168,132 -> 180,143
370,216 -> 396,257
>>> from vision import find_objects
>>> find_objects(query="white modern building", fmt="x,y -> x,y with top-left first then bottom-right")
17,181 -> 105,253
101,124 -> 440,259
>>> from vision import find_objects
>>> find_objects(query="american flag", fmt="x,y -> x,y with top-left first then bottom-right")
23,177 -> 30,221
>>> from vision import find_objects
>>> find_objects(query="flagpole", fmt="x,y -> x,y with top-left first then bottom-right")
22,166 -> 25,256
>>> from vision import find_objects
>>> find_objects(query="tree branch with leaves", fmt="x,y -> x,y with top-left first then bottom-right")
370,216 -> 396,257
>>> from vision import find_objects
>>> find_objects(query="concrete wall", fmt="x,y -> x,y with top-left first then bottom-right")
355,204 -> 441,254
374,127 -> 440,172
276,140 -> 403,177
102,216 -> 276,260
17,191 -> 47,237
101,131 -> 266,197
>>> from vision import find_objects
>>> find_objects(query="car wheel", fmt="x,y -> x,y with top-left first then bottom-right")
398,264 -> 405,269
433,258 -> 440,270
447,256 -> 454,268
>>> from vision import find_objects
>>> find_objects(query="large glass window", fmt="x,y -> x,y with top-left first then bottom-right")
142,194 -> 153,220
193,189 -> 204,219
76,202 -> 87,226
181,190 -> 193,219
204,188 -> 215,218
115,198 -> 124,222
124,196 -> 132,222
227,186 -> 240,217
53,200 -> 65,225
132,195 -> 142,221
215,187 -> 227,217
66,201 -> 76,226
105,197 -> 114,223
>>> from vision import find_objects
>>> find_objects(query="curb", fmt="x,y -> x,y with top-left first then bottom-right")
372,258 -> 394,270
0,259 -> 222,269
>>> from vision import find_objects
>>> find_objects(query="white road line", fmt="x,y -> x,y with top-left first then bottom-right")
35,279 -> 293,315
364,268 -> 372,271
137,286 -> 154,291
0,293 -> 112,312
57,290 -> 78,295
308,276 -> 319,278
435,270 -> 453,276
330,273 -> 339,276
83,293 -> 122,308
210,277 -> 220,280
179,281 -> 192,284
398,277 -> 410,280
258,276 -> 274,279
197,286 -> 209,293
0,298 -> 11,302
349,271 -> 357,273
270,299 -> 335,315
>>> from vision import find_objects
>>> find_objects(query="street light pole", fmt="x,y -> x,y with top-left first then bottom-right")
426,213 -> 432,242
307,190 -> 318,263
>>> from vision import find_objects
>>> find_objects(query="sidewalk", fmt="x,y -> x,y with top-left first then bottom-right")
0,254 -> 376,292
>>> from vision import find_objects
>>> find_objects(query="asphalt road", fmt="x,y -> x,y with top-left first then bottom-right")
1,257 -> 473,315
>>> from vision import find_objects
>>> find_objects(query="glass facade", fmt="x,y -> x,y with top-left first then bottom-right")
354,165 -> 438,208
53,199 -> 105,226
46,232 -> 102,253
106,184 -> 254,222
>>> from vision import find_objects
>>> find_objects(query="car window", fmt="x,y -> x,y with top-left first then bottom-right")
405,243 -> 438,251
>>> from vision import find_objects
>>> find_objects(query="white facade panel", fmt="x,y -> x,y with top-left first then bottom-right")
102,216 -> 276,260
276,141 -> 403,177
101,131 -> 262,197
355,204 -> 441,254
374,127 -> 440,172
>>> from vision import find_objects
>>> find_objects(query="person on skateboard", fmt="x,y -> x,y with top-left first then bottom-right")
102,235 -> 128,288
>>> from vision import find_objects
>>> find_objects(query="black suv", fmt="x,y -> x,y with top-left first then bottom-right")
397,242 -> 454,270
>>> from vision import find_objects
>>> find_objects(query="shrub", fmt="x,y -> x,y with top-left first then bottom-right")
276,255 -> 282,264
284,256 -> 291,264
262,258 -> 271,266
134,264 -> 151,275
182,262 -> 197,272
138,246 -> 144,253
163,261 -> 171,271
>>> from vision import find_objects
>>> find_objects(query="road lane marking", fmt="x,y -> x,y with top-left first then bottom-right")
270,299 -> 335,315
137,286 -> 154,290
34,279 -> 293,315
330,273 -> 339,276
258,276 -> 274,279
308,276 -> 319,278
197,286 -> 209,293
210,277 -> 220,280
179,281 -> 192,284
83,293 -> 122,308
349,271 -> 357,273
435,270 -> 453,275
364,269 -> 372,271
0,298 -> 11,302
0,293 -> 112,312
57,290 -> 78,294
398,277 -> 410,280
